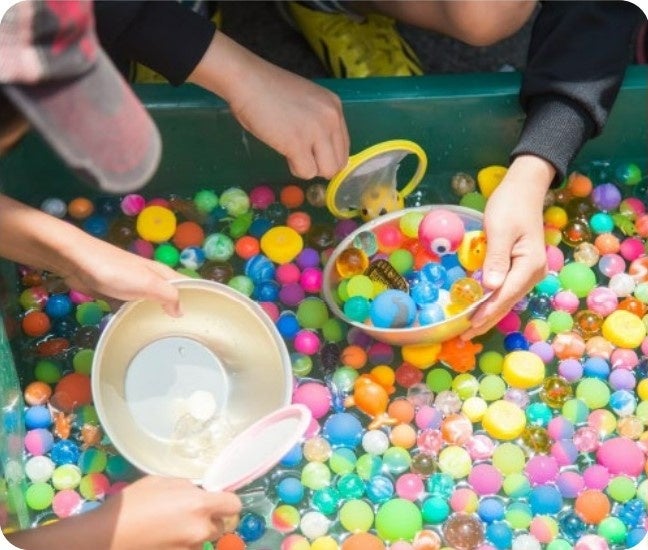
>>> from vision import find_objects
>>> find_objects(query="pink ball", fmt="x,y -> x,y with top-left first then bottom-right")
468,464 -> 502,495
418,209 -> 465,256
529,516 -> 558,544
465,434 -> 496,460
120,193 -> 146,216
375,223 -> 404,253
24,429 -> 54,456
619,237 -> 645,261
586,286 -> 618,316
292,382 -> 332,420
596,437 -> 645,476
52,489 -> 82,518
259,301 -> 280,322
583,464 -> 611,490
276,263 -> 301,285
552,290 -> 580,313
299,267 -> 323,293
249,185 -> 275,209
546,245 -> 565,272
496,311 -> 521,333
367,342 -> 394,365
450,487 -> 478,513
574,535 -> 610,550
69,290 -> 93,304
610,348 -> 639,370
524,455 -> 559,485
551,439 -> 578,466
547,417 -> 575,441
598,253 -> 626,278
304,416 -> 320,438
556,470 -> 585,498
129,238 -> 155,259
642,337 -> 648,356
293,330 -> 321,355
622,197 -> 646,216
395,473 -> 425,501
415,405 -> 442,430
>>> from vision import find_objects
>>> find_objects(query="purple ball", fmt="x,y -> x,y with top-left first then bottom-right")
346,327 -> 373,347
529,341 -> 554,364
295,248 -> 320,270
591,183 -> 622,211
334,219 -> 359,241
279,282 -> 305,307
608,368 -> 637,390
558,358 -> 583,382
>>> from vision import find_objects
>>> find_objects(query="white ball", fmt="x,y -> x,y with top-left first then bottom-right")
25,455 -> 55,483
609,272 -> 636,297
362,429 -> 389,455
512,534 -> 542,550
300,511 -> 331,539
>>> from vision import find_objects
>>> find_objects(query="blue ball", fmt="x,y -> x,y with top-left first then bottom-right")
279,444 -> 302,468
529,485 -> 563,515
276,477 -> 304,505
590,212 -> 615,234
248,217 -> 273,239
583,357 -> 610,378
426,473 -> 454,498
535,273 -> 561,296
525,402 -> 553,426
421,263 -> 448,289
50,439 -> 81,466
421,495 -> 449,523
179,246 -> 206,270
559,511 -> 586,542
24,406 -> 52,430
446,265 -> 467,287
418,302 -> 445,325
369,289 -> 417,328
276,312 -> 300,339
244,254 -> 275,283
237,512 -> 266,542
527,293 -> 553,318
322,412 -> 363,448
45,294 -> 73,319
503,331 -> 529,351
410,280 -> 439,306
82,215 -> 109,238
252,280 -> 280,302
478,497 -> 505,523
486,521 -> 513,549
626,528 -> 647,547
440,253 -> 460,269
366,475 -> 394,504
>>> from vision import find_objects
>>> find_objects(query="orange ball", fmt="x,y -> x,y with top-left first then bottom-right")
235,235 -> 260,260
389,423 -> 417,448
544,225 -> 563,247
216,533 -> 246,550
342,532 -> 386,550
68,197 -> 94,220
287,211 -> 312,234
370,365 -> 395,391
172,221 -> 205,249
567,172 -> 593,198
340,345 -> 367,370
594,233 -> 620,255
22,311 -> 51,338
618,297 -> 647,317
280,185 -> 305,208
387,398 -> 415,424
24,381 -> 52,406
54,372 -> 92,412
574,489 -> 611,524
543,206 -> 568,229
37,337 -> 70,357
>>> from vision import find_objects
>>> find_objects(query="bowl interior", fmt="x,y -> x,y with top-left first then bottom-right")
91,279 -> 292,480
323,205 -> 490,345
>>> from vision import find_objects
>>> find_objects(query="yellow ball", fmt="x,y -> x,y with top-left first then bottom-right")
602,310 -> 647,348
477,165 -> 507,198
438,446 -> 472,479
401,342 -> 442,370
260,225 -> 304,264
544,225 -> 563,246
311,536 -> 337,550
136,205 -> 177,243
502,350 -> 546,389
482,400 -> 526,440
637,379 -> 648,401
462,396 -> 487,422
457,230 -> 487,271
543,206 -> 569,229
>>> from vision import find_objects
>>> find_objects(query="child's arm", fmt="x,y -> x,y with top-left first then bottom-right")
5,476 -> 241,550
0,194 -> 181,316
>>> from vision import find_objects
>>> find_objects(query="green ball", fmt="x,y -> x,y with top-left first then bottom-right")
576,378 -> 610,409
25,482 -> 54,511
311,487 -> 341,515
597,516 -> 627,544
505,501 -> 532,529
546,539 -> 573,550
607,475 -> 636,502
229,211 -> 253,239
34,359 -> 61,384
558,262 -> 597,298
331,367 -> 358,393
561,398 -> 590,424
426,368 -> 453,393
548,310 -> 574,333
388,249 -> 414,275
616,162 -> 642,186
478,350 -> 504,375
291,353 -> 313,377
228,275 -> 254,297
75,301 -> 103,326
154,243 -> 180,267
52,464 -> 82,490
329,448 -> 357,475
322,318 -> 346,343
339,499 -> 374,533
194,189 -> 219,213
479,375 -> 506,401
421,495 -> 450,523
300,462 -> 331,490
203,233 -> 234,262
502,472 -> 531,498
72,349 -> 94,376
375,498 -> 422,542
219,187 -> 250,217
355,453 -> 382,480
459,191 -> 487,212
296,297 -> 329,329
634,282 -> 648,303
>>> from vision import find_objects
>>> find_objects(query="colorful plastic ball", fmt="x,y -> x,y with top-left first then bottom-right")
339,499 -> 374,533
375,499 -> 422,543
592,182 -> 622,211
237,512 -> 266,542
322,413 -> 363,448
370,289 -> 417,328
365,475 -> 394,504
559,262 -> 597,298
24,428 -> 54,456
443,513 -> 485,550
44,294 -> 73,319
25,405 -> 52,430
22,311 -> 51,338
300,267 -> 323,293
25,482 -> 55,511
41,196 -> 67,218
293,330 -> 321,355
75,301 -> 103,326
341,533 -> 386,550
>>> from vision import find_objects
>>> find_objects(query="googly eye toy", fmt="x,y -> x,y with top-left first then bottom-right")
326,140 -> 427,222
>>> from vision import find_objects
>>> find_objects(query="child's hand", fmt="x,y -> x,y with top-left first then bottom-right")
462,155 -> 555,339
189,32 -> 349,180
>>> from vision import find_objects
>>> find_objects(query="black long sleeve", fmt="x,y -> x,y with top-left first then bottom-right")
510,1 -> 644,182
94,1 -> 216,86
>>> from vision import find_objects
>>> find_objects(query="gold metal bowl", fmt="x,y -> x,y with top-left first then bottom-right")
322,205 -> 490,346
91,279 -> 292,481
